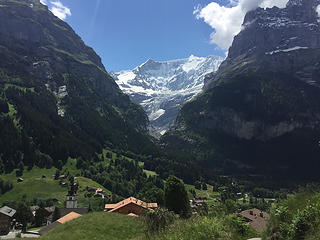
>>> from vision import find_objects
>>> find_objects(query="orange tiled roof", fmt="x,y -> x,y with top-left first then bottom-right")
104,204 -> 117,210
57,212 -> 82,224
148,203 -> 158,208
105,197 -> 158,212
127,213 -> 139,217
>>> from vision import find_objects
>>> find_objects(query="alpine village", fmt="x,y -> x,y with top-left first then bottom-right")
0,0 -> 320,239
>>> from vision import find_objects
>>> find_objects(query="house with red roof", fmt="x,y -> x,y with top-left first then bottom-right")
105,197 -> 158,216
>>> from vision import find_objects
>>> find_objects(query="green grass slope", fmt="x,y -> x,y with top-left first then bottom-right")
41,212 -> 146,240
0,167 -> 65,204
151,215 -> 257,240
0,159 -> 110,207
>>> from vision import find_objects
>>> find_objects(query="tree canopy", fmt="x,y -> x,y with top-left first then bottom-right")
164,175 -> 190,218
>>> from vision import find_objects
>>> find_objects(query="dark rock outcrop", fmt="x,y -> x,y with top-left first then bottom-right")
163,0 -> 320,179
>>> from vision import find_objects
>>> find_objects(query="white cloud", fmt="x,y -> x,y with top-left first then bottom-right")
195,0 -> 289,50
50,1 -> 71,20
40,0 -> 47,5
317,4 -> 320,18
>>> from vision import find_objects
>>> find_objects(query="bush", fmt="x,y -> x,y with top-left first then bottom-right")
145,208 -> 177,234
152,215 -> 255,240
164,176 -> 191,218
264,186 -> 320,240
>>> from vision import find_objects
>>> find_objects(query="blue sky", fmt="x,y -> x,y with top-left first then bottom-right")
42,0 -> 227,71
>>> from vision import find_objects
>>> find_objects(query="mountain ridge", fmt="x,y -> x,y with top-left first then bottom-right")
163,0 -> 320,179
112,55 -> 224,135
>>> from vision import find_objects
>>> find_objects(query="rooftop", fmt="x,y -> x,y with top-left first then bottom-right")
57,212 -> 82,224
238,208 -> 270,232
105,197 -> 158,213
0,206 -> 16,217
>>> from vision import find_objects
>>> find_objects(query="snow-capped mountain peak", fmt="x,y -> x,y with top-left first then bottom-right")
111,55 -> 224,136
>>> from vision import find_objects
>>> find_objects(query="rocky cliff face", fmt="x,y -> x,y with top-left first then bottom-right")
0,0 -> 154,172
164,0 -> 320,178
206,0 -> 320,90
112,55 -> 223,136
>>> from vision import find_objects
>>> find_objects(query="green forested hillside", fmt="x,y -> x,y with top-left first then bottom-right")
163,54 -> 320,179
0,0 -> 157,175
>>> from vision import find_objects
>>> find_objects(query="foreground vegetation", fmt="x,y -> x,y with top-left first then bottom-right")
38,212 -> 255,240
264,185 -> 320,240
148,213 -> 256,240
41,212 -> 146,240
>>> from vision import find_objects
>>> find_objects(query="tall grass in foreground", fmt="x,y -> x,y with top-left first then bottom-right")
149,214 -> 257,240
263,185 -> 320,240
41,212 -> 146,240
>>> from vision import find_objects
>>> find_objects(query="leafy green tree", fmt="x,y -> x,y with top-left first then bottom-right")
194,181 -> 202,190
88,202 -> 93,213
202,183 -> 207,190
145,208 -> 176,234
0,155 -> 4,174
52,207 -> 60,222
224,199 -> 238,214
164,175 -> 190,218
34,207 -> 46,227
16,161 -> 24,177
15,203 -> 34,232
138,182 -> 164,205
54,169 -> 60,180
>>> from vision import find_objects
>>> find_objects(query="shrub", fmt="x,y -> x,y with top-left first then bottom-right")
145,208 -> 177,234
264,186 -> 320,240
164,175 -> 191,218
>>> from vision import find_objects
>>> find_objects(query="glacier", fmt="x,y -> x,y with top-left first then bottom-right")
111,55 -> 224,136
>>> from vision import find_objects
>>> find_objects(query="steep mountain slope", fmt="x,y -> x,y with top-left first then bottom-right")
0,0 -> 156,173
163,0 -> 320,179
112,55 -> 223,135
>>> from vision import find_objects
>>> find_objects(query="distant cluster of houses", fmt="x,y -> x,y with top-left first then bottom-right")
189,197 -> 269,232
85,186 -> 110,199
1,177 -> 271,237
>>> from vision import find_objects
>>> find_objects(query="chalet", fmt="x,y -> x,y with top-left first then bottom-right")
86,186 -> 96,192
17,178 -> 23,182
190,198 -> 206,208
94,193 -> 104,198
104,197 -> 158,216
60,182 -> 67,187
238,208 -> 270,232
0,206 -> 16,234
96,188 -> 104,194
